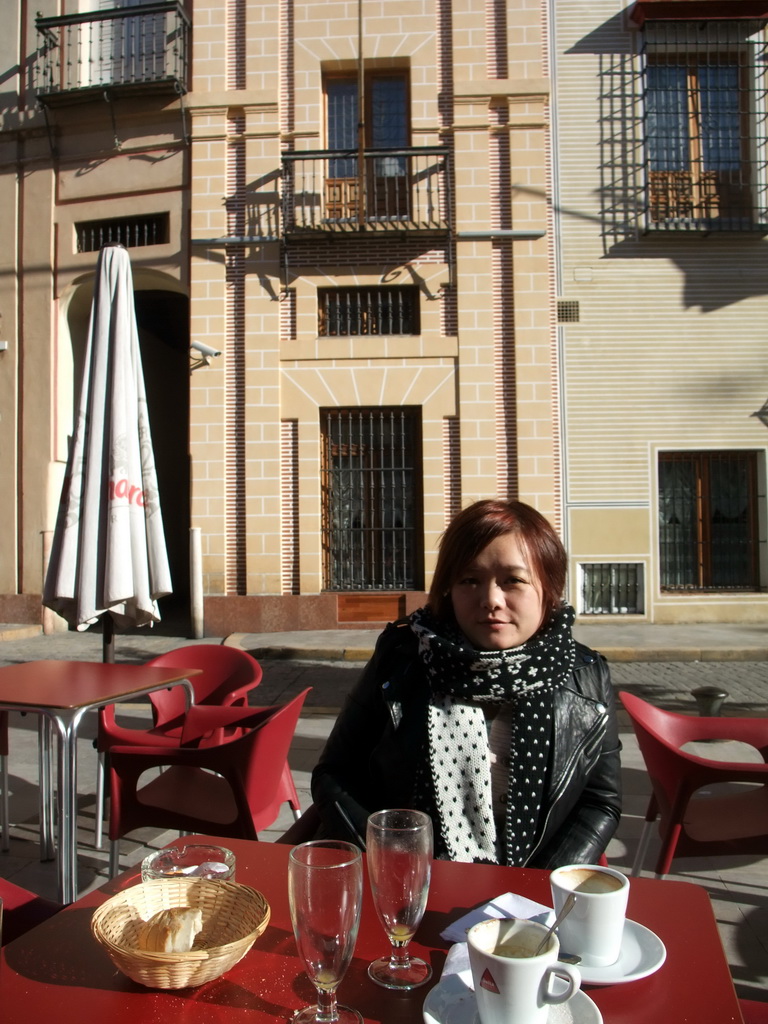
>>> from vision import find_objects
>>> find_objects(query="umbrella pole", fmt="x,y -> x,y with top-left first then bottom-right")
102,615 -> 115,664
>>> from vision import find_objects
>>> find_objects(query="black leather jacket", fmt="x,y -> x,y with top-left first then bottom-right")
312,620 -> 622,868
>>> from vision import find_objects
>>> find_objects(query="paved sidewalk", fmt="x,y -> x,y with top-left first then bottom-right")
230,621 -> 768,716
3,616 -> 768,662
1,621 -> 767,713
226,620 -> 768,664
0,621 -> 766,723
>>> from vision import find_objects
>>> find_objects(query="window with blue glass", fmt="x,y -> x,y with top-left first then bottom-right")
642,19 -> 767,230
647,58 -> 749,224
327,78 -> 358,178
325,71 -> 410,220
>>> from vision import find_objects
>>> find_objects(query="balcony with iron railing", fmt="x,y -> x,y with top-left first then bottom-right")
282,147 -> 450,234
34,2 -> 190,103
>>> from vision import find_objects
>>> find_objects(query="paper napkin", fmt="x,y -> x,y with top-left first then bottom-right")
440,891 -> 553,944
441,941 -> 474,985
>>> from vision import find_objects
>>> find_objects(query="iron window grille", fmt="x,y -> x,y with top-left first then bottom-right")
318,287 -> 420,337
76,214 -> 169,252
659,450 -> 760,590
579,563 -> 645,615
321,407 -> 423,591
640,19 -> 768,231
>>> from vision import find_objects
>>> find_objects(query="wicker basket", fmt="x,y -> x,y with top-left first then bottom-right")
91,877 -> 270,989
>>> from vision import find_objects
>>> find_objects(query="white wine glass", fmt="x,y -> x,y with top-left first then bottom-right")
366,808 -> 433,990
288,840 -> 363,1024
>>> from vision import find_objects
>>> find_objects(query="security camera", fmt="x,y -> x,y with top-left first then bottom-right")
190,340 -> 222,358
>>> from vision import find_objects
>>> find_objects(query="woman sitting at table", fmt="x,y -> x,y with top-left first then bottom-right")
311,499 -> 621,868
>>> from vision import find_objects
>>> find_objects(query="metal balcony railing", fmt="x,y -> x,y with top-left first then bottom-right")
282,147 -> 450,233
34,2 -> 190,100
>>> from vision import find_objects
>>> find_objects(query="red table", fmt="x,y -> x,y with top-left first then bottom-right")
0,660 -> 198,905
0,835 -> 745,1023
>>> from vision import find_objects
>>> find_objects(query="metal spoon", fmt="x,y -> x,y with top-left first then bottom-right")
534,892 -> 577,956
558,951 -> 582,966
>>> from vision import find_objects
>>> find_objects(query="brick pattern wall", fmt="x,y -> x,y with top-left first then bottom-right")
225,112 -> 247,595
490,101 -> 517,499
184,0 -> 555,626
227,0 -> 246,90
284,239 -> 449,268
280,0 -> 294,137
443,416 -> 462,524
281,419 -> 300,594
441,284 -> 458,337
281,287 -> 297,341
487,0 -> 509,78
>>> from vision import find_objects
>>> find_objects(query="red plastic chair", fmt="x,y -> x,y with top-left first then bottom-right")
619,691 -> 768,877
0,713 -> 8,852
741,999 -> 768,1024
106,690 -> 310,876
95,645 -> 265,846
99,644 -> 263,743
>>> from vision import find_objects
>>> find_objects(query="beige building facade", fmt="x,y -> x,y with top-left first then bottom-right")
551,0 -> 768,625
1,0 -> 765,634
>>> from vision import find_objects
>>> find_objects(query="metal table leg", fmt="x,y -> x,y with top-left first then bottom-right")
52,709 -> 89,906
38,717 -> 55,861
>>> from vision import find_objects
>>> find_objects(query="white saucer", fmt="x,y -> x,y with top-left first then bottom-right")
570,919 -> 666,986
423,971 -> 602,1024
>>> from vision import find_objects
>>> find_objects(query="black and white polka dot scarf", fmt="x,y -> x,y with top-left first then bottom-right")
408,604 -> 576,866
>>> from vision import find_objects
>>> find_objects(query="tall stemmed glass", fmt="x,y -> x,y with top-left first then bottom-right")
288,840 -> 364,1024
366,808 -> 433,990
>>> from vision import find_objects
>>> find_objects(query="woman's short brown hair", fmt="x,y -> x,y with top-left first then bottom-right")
427,499 -> 567,628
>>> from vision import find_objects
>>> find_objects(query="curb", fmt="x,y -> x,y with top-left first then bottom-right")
0,624 -> 43,642
224,632 -> 768,664
224,632 -> 376,663
240,644 -> 768,664
249,645 -> 376,663
598,646 -> 768,663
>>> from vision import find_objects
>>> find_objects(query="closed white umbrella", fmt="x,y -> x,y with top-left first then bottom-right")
44,243 -> 172,661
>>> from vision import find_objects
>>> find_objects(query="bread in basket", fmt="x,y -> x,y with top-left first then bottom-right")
91,876 -> 270,989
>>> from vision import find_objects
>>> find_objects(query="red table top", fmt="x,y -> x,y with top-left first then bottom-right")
0,836 -> 744,1024
0,660 -> 200,711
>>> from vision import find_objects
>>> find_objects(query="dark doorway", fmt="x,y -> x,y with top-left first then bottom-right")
134,289 -> 191,633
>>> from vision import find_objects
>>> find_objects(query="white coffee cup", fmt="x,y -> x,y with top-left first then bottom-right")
550,863 -> 629,968
466,917 -> 581,1024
